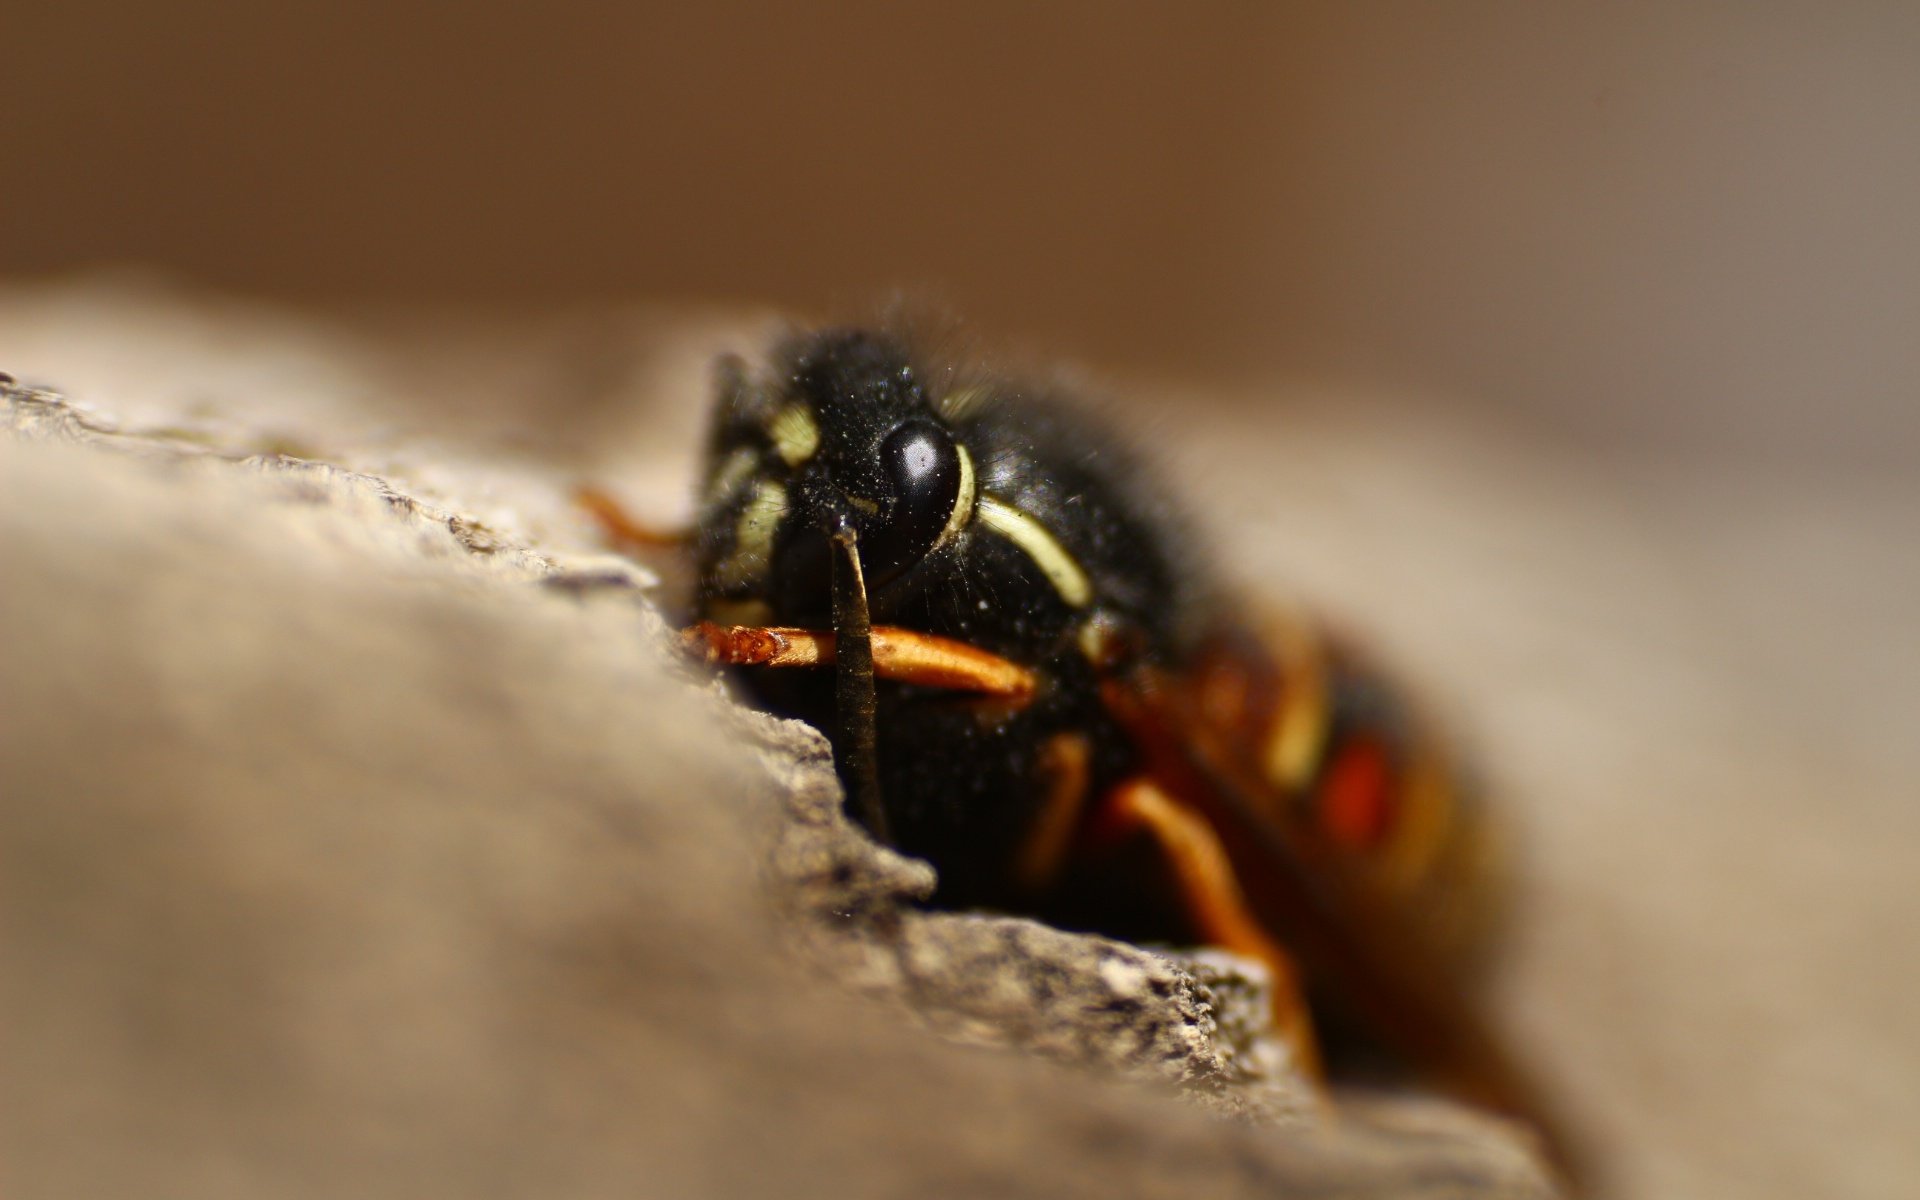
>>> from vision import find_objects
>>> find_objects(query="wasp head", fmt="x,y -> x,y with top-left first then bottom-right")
699,328 -> 977,622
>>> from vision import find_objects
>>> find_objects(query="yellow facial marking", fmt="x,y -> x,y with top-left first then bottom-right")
703,446 -> 760,512
767,403 -> 821,467
704,597 -> 774,628
937,386 -> 992,421
933,443 -> 977,549
976,495 -> 1092,608
714,479 -> 787,590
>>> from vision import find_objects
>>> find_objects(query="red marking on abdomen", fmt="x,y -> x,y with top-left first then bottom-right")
1318,738 -> 1396,852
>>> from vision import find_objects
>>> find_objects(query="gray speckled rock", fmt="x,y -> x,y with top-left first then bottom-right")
754,712 -> 1257,1099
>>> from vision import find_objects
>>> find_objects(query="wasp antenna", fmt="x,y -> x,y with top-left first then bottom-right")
829,524 -> 890,846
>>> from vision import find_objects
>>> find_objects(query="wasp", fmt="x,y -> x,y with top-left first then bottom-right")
587,324 -> 1571,1172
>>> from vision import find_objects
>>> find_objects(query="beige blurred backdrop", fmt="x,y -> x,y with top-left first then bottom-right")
6,5 -> 1920,1199
6,2 -> 1919,469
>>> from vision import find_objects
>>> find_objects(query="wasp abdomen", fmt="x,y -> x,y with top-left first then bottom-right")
1189,612 -> 1505,970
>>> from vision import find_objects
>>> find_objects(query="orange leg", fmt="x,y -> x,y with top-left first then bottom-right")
1100,776 -> 1325,1083
575,484 -> 689,551
684,621 -> 1036,699
1011,733 -> 1094,892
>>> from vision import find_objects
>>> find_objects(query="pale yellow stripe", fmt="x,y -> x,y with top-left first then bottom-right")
714,480 -> 787,590
976,495 -> 1092,608
1375,743 -> 1454,895
937,385 -> 992,421
931,443 -> 977,549
767,403 -> 821,467
702,446 -> 760,512
1262,624 -> 1329,791
703,597 -> 773,627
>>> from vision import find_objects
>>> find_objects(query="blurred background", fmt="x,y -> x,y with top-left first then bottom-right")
6,2 -> 1918,470
5,4 -> 1918,1199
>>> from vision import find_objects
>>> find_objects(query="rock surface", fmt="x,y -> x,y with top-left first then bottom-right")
0,335 -> 1559,1198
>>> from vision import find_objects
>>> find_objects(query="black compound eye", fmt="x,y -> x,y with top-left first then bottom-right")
865,420 -> 962,583
884,421 -> 959,515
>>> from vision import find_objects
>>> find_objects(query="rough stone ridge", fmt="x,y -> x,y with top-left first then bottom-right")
1,361 -> 1563,1199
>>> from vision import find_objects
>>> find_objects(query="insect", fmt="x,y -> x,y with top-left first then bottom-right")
592,324 -> 1571,1171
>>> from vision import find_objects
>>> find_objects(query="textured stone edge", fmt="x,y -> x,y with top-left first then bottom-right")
3,377 -> 1561,1194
